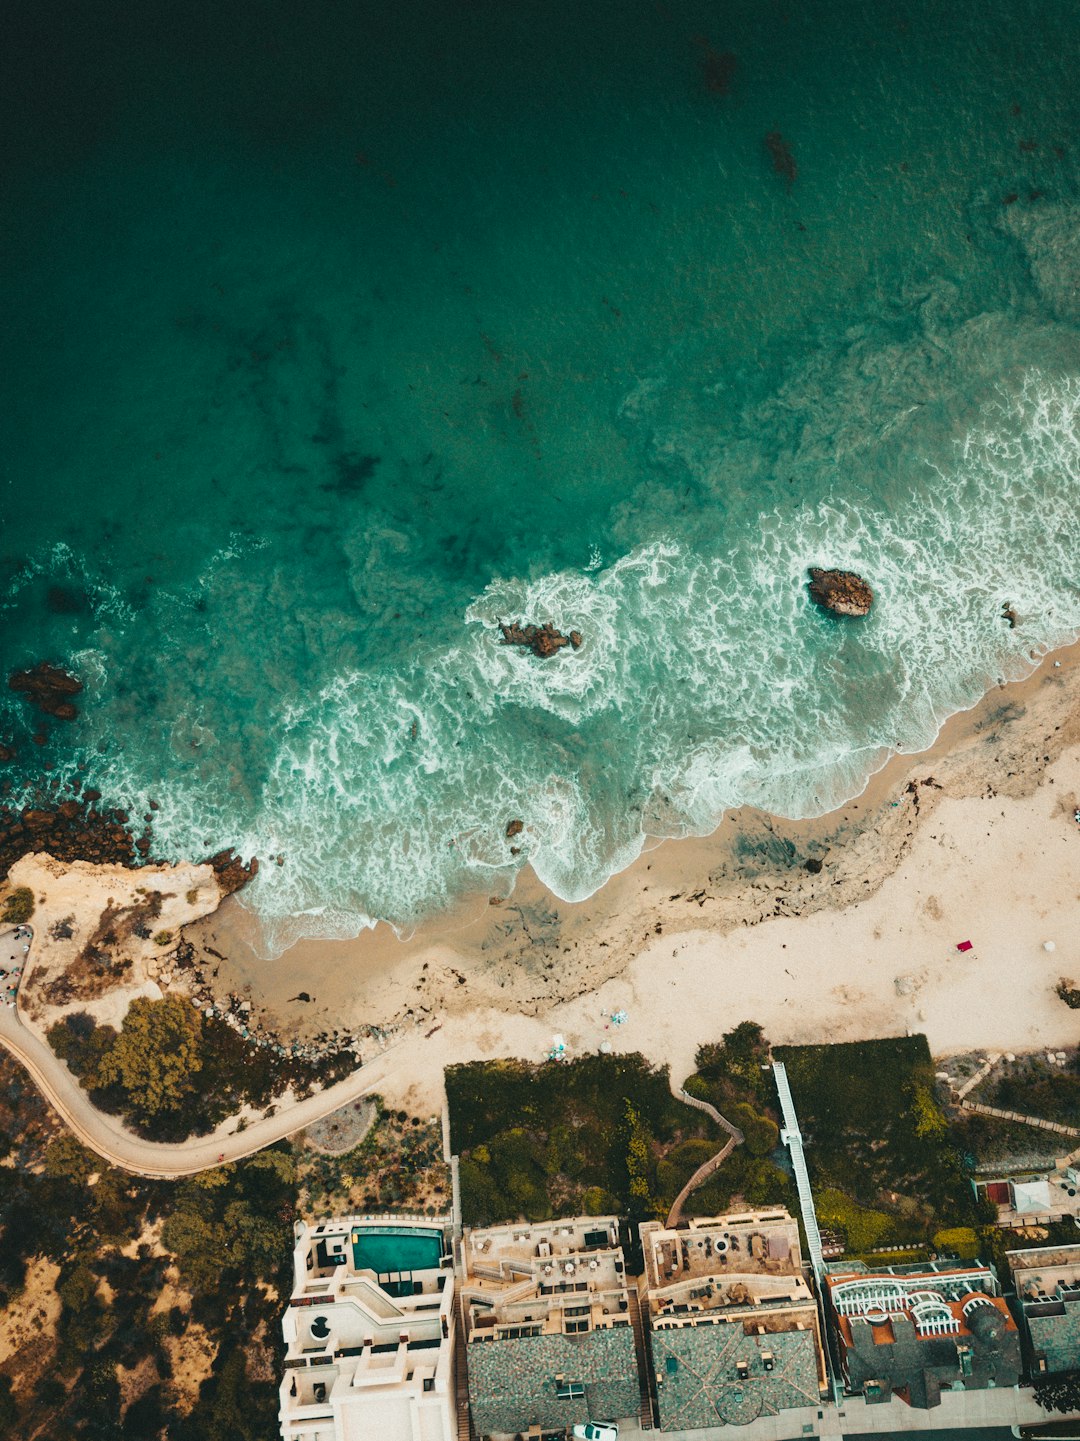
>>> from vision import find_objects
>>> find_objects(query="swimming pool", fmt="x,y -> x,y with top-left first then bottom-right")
351,1226 -> 443,1277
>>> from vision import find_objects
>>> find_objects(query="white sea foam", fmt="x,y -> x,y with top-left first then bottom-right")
12,361 -> 1080,958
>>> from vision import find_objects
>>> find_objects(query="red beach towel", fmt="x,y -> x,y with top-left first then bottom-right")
955,940 -> 973,952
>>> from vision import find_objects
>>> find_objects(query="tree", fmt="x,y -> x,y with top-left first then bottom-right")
91,995 -> 204,1121
161,1206 -> 233,1295
47,1013 -> 117,1080
43,1133 -> 95,1185
0,1375 -> 19,1430
623,1099 -> 657,1219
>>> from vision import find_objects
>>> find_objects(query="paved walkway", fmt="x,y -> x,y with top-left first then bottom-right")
772,1060 -> 825,1284
0,926 -> 398,1178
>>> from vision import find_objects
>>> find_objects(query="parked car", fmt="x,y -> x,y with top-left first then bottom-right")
572,1425 -> 618,1441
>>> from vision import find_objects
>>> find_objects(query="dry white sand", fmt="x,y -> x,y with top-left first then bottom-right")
178,644 -> 1080,1112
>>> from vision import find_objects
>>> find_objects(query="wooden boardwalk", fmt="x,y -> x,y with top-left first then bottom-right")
664,1085 -> 745,1228
454,1294 -> 474,1441
959,1098 -> 1080,1136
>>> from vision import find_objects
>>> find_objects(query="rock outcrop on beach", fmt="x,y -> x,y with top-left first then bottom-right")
498,621 -> 582,658
807,567 -> 874,617
206,848 -> 260,895
8,662 -> 84,720
0,790 -> 258,895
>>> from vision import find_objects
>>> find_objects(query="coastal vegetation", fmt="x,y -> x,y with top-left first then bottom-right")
448,1029 -> 790,1226
0,886 -> 34,924
0,1051 -> 289,1438
296,1100 -> 450,1218
772,1035 -> 979,1252
46,997 -> 355,1143
0,1051 -> 449,1438
972,1049 -> 1080,1129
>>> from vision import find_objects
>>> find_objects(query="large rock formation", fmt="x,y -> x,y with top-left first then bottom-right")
0,791 -> 258,894
807,567 -> 874,617
8,662 -> 83,721
498,621 -> 582,658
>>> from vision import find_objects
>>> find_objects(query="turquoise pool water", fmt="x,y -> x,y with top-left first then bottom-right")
351,1226 -> 443,1276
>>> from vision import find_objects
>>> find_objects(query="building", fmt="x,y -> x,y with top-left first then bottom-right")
975,1166 -> 1080,1227
278,1216 -> 456,1441
639,1210 -> 828,1430
1007,1243 -> 1080,1376
460,1216 -> 640,1439
825,1260 -> 1021,1409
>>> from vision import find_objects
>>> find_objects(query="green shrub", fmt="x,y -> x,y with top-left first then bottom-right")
743,1114 -> 779,1157
0,887 -> 33,924
815,1187 -> 892,1253
582,1186 -> 609,1216
933,1226 -> 980,1261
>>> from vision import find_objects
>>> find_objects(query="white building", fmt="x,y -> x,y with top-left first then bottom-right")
278,1216 -> 456,1441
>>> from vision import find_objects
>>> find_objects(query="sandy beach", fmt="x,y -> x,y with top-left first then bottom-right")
188,641 -> 1080,1115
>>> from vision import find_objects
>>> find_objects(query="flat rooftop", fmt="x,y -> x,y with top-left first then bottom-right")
641,1210 -> 802,1292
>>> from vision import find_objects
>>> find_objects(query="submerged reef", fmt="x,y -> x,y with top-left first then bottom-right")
8,662 -> 84,721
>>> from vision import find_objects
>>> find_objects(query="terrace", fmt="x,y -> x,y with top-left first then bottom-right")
461,1216 -> 640,1437
640,1210 -> 802,1292
279,1218 -> 456,1441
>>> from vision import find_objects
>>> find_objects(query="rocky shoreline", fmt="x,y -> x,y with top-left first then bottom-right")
0,793 -> 257,898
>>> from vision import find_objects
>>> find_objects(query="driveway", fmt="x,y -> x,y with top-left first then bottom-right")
0,926 -> 397,1178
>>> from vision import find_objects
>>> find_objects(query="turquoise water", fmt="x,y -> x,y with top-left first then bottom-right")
1,0 -> 1079,952
352,1226 -> 443,1276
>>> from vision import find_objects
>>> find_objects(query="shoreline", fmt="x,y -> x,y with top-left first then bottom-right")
187,635 -> 1080,1111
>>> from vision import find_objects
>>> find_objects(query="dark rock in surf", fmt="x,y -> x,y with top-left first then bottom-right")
206,848 -> 260,896
8,662 -> 83,720
498,621 -> 582,659
505,819 -> 524,838
807,567 -> 874,617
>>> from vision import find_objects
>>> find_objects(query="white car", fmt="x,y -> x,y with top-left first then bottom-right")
572,1425 -> 618,1441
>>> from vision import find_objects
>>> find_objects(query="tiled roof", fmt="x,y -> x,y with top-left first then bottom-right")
839,1306 -> 1021,1409
1028,1293 -> 1080,1374
466,1325 -> 639,1436
650,1324 -> 820,1431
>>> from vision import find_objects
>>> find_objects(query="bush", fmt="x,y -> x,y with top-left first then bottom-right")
1056,978 -> 1080,1009
933,1226 -> 980,1261
0,887 -> 33,924
582,1185 -> 611,1216
743,1113 -> 780,1156
815,1187 -> 892,1253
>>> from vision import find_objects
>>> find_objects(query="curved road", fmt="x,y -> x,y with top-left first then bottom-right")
0,940 -> 399,1178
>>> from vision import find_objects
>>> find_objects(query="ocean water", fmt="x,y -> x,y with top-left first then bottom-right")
1,0 -> 1079,953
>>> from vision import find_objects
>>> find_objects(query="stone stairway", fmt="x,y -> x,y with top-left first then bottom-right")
454,1295 -> 474,1441
626,1286 -> 657,1431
